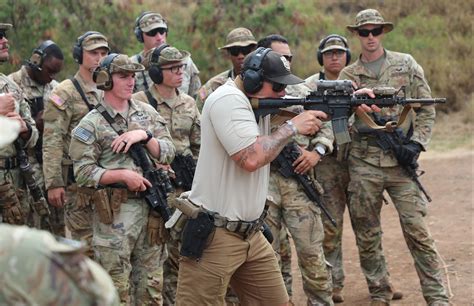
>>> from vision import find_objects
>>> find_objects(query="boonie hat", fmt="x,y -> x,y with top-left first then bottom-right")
107,54 -> 144,74
347,9 -> 394,33
220,27 -> 257,49
149,46 -> 190,66
139,13 -> 167,32
320,36 -> 347,53
0,23 -> 12,31
82,33 -> 110,51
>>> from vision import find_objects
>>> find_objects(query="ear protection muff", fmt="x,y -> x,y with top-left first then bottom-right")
148,44 -> 169,84
242,47 -> 272,94
73,31 -> 102,64
316,34 -> 351,66
134,11 -> 153,43
29,40 -> 56,70
92,53 -> 120,91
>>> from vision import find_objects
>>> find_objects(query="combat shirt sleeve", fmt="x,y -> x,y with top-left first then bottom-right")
189,103 -> 201,157
209,93 -> 259,156
310,120 -> 335,153
148,107 -> 176,164
18,95 -> 39,149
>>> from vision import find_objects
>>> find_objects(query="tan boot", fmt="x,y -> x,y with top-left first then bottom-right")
332,287 -> 344,303
392,290 -> 403,300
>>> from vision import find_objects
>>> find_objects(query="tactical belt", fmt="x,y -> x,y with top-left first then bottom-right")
352,133 -> 380,147
0,157 -> 19,169
212,214 -> 261,238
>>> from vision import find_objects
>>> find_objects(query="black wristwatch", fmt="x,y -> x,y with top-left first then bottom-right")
141,130 -> 153,144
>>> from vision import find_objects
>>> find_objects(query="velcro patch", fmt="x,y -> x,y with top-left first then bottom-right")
50,94 -> 65,109
73,126 -> 94,143
199,87 -> 207,101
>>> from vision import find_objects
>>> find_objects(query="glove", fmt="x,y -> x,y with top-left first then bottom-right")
394,141 -> 422,166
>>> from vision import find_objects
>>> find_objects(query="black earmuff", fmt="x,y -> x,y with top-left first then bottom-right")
316,34 -> 351,66
29,40 -> 56,70
148,44 -> 169,84
134,11 -> 153,43
242,47 -> 272,94
92,53 -> 120,91
72,31 -> 102,64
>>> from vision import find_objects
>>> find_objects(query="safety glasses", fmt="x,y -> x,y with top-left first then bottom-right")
272,82 -> 287,92
357,26 -> 384,37
0,31 -> 7,40
145,28 -> 167,37
227,45 -> 254,56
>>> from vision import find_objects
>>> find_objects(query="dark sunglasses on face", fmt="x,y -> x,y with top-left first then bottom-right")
272,82 -> 287,92
228,45 -> 254,56
145,28 -> 167,37
0,31 -> 7,40
357,26 -> 384,37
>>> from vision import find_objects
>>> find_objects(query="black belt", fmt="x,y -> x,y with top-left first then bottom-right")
0,157 -> 19,169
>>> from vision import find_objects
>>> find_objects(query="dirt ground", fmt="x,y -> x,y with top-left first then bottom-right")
291,149 -> 474,305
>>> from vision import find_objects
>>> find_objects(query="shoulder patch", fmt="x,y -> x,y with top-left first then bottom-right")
50,94 -> 66,109
199,87 -> 208,101
73,126 -> 94,143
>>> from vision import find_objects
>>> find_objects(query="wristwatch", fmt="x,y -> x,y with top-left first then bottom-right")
141,130 -> 153,144
314,143 -> 327,157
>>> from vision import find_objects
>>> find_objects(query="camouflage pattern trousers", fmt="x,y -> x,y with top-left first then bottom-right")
347,156 -> 449,304
92,199 -> 167,305
266,171 -> 333,306
315,154 -> 350,289
0,168 -> 29,225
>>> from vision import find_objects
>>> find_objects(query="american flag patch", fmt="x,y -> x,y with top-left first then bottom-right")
73,126 -> 93,143
50,94 -> 65,107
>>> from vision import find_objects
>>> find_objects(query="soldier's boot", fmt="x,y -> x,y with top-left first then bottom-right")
332,287 -> 344,303
428,302 -> 450,306
370,300 -> 389,306
391,286 -> 403,300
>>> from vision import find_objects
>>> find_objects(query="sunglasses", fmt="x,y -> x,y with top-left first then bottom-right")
145,28 -> 167,37
0,31 -> 7,40
272,82 -> 287,92
323,50 -> 346,58
161,63 -> 187,73
227,45 -> 254,56
282,54 -> 293,63
357,26 -> 384,37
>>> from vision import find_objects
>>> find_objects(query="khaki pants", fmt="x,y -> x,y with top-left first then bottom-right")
176,227 -> 288,306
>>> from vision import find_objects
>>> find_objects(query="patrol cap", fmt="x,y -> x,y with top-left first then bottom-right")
82,32 -> 110,51
107,54 -> 144,74
139,12 -> 167,32
347,9 -> 394,33
220,27 -> 257,49
320,36 -> 347,53
0,23 -> 12,31
244,50 -> 303,85
149,46 -> 190,66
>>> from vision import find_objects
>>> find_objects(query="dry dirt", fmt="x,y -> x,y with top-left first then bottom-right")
291,149 -> 474,305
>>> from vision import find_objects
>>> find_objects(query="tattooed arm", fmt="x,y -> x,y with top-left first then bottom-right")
231,110 -> 326,172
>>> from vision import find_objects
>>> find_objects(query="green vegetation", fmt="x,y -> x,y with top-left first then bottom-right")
0,0 -> 471,113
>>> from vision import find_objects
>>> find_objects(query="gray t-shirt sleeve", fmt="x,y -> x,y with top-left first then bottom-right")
209,93 -> 259,156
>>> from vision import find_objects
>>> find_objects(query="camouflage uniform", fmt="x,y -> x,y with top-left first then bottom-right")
0,73 -> 39,225
9,66 -> 64,234
0,224 -> 119,305
43,72 -> 103,242
306,72 -> 350,291
133,46 -> 201,306
70,94 -> 175,304
341,10 -> 449,304
266,82 -> 335,305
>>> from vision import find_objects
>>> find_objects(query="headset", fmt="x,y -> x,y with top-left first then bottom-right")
316,34 -> 351,66
241,47 -> 272,94
134,11 -> 168,43
28,40 -> 56,70
72,31 -> 103,64
92,53 -> 120,91
148,44 -> 170,84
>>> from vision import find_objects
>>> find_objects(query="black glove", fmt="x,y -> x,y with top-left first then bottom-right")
394,141 -> 422,166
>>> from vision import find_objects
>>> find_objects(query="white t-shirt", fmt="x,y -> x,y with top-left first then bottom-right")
189,79 -> 270,221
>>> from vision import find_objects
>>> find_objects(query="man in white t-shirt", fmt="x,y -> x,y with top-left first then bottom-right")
175,48 -> 326,305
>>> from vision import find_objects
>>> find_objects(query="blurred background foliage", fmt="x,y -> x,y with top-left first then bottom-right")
0,0 -> 471,113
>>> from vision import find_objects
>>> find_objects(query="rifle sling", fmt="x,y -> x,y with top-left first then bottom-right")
355,105 -> 412,132
145,89 -> 158,109
95,103 -> 126,135
71,78 -> 94,111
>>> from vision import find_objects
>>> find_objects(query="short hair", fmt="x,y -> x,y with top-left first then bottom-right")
257,34 -> 289,48
43,44 -> 64,61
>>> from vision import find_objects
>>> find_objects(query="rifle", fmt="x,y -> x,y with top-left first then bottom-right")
128,143 -> 173,222
170,154 -> 196,191
272,142 -> 337,226
26,97 -> 44,164
14,139 -> 52,230
251,80 -> 446,145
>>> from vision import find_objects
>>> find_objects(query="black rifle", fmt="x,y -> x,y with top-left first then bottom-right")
26,97 -> 44,164
14,139 -> 52,230
272,142 -> 337,226
170,154 -> 196,191
369,126 -> 432,202
128,143 -> 173,222
252,80 -> 446,145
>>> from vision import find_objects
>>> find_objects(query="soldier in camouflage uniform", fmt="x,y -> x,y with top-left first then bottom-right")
259,35 -> 335,306
131,12 -> 201,98
196,27 -> 257,111
340,9 -> 449,305
0,224 -> 119,305
69,54 -> 175,304
133,46 -> 201,306
0,23 -> 39,226
9,40 -> 65,234
42,32 -> 109,246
